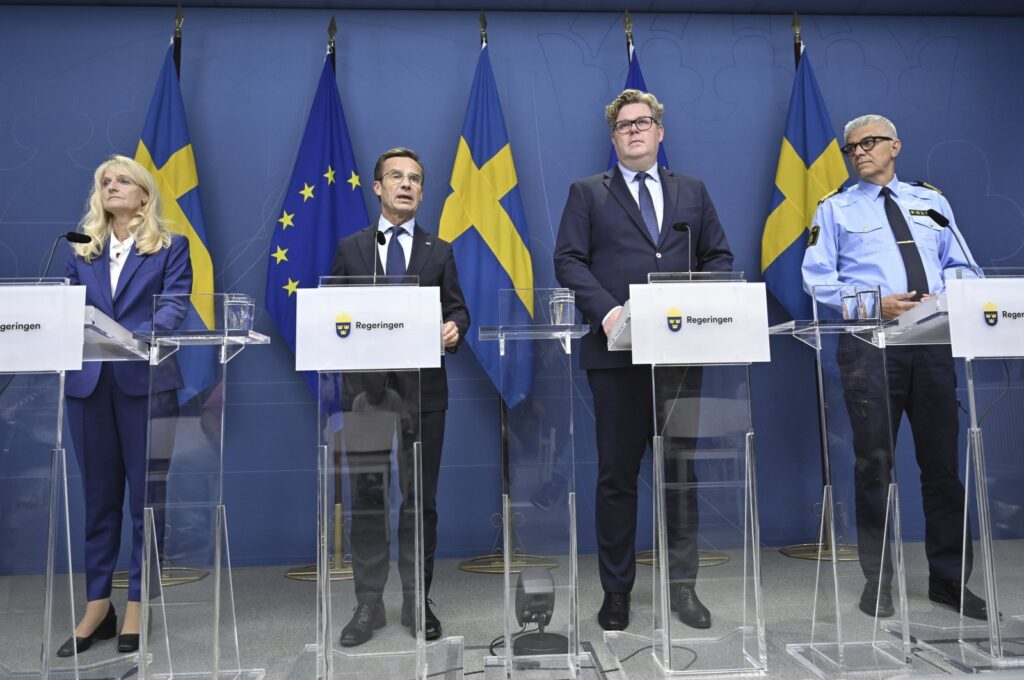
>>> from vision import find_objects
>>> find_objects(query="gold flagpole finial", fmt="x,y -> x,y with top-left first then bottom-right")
174,4 -> 183,38
479,10 -> 488,47
327,16 -> 337,54
791,11 -> 802,43
623,9 -> 634,52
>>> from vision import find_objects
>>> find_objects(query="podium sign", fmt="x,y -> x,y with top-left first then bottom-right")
0,285 -> 85,372
295,286 -> 441,371
947,278 -> 1024,358
629,281 -> 771,365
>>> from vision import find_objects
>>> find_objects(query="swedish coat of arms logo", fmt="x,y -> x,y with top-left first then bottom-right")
983,302 -> 998,327
336,312 -> 352,338
667,307 -> 683,333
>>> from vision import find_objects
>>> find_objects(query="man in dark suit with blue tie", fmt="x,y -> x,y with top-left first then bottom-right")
554,90 -> 733,631
329,147 -> 469,647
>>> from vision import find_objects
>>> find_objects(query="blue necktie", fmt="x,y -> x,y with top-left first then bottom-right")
635,171 -> 660,244
386,226 -> 407,277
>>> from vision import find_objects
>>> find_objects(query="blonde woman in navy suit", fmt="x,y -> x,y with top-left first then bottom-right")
59,155 -> 191,657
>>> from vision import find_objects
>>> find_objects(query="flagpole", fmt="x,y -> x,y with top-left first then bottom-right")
327,16 -> 337,73
173,5 -> 182,76
283,19 -> 356,583
455,17 -> 554,576
623,9 -> 633,62
777,19 -> 858,563
792,11 -> 802,69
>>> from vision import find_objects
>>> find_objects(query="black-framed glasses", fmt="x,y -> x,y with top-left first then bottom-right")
840,136 -> 893,156
613,116 -> 658,135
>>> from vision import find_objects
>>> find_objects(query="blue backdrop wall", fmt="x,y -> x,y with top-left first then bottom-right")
2,5 -> 1023,567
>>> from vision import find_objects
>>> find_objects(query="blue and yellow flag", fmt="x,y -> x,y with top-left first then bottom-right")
439,45 -> 533,408
608,46 -> 669,170
136,44 -> 215,403
265,56 -> 369,395
761,53 -> 848,320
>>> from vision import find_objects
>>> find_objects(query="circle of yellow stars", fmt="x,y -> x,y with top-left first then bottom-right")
270,165 -> 362,296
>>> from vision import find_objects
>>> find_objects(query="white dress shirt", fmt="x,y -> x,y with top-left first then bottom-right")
618,161 -> 665,232
109,232 -> 134,294
376,215 -> 414,269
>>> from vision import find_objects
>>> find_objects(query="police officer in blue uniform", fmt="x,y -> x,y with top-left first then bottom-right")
802,114 -> 986,619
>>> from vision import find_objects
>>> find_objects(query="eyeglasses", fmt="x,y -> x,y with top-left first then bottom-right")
840,136 -> 894,156
380,170 -> 424,187
613,116 -> 658,135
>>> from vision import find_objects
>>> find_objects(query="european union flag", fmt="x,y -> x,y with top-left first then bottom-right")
265,56 -> 369,395
608,47 -> 669,170
761,53 -> 848,320
438,45 -> 533,408
136,44 -> 216,404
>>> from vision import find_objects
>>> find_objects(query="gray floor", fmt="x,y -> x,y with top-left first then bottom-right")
5,539 -> 1023,679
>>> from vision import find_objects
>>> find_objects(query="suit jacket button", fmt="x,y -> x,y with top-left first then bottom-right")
655,252 -> 662,259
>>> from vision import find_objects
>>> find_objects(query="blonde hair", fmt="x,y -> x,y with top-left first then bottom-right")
74,155 -> 171,261
605,89 -> 665,130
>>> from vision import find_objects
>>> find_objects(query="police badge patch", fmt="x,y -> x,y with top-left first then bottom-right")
807,226 -> 821,247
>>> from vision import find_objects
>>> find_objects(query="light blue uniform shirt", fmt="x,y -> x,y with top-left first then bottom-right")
802,175 -> 977,310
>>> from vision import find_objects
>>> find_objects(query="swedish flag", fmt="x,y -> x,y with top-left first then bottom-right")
761,53 -> 848,320
439,45 -> 533,408
265,55 -> 369,395
135,44 -> 215,403
608,46 -> 669,170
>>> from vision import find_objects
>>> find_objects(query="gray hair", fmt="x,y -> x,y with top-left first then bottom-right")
844,114 -> 898,140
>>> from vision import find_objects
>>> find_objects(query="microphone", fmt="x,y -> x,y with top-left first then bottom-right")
672,222 -> 691,278
41,231 -> 92,278
926,208 -> 974,269
373,230 -> 386,284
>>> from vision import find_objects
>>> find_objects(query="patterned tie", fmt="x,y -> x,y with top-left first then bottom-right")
635,172 -> 661,244
386,226 -> 406,277
881,187 -> 928,300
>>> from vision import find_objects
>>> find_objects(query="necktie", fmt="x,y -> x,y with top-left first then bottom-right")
635,172 -> 661,244
881,187 -> 928,300
386,226 -> 406,277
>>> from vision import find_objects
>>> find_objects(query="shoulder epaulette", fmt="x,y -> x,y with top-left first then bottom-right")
817,184 -> 848,204
910,180 -> 943,194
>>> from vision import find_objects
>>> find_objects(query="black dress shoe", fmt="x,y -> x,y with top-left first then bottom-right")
859,581 -> 894,618
339,601 -> 386,647
56,604 -> 117,657
598,592 -> 630,631
401,598 -> 443,640
670,584 -> 712,629
929,577 -> 987,620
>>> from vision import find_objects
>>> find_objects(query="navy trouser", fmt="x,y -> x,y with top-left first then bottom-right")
587,365 -> 702,594
67,363 -> 176,601
837,339 -> 971,585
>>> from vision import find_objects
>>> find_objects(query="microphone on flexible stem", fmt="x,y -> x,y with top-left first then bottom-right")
672,222 -> 691,279
926,208 -> 975,271
41,231 -> 92,279
373,230 -> 386,284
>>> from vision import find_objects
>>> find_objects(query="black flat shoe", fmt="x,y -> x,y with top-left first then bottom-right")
56,604 -> 116,657
117,633 -> 140,653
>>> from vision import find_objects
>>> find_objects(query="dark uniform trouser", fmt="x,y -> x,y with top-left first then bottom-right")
837,338 -> 971,585
587,365 -> 702,594
348,409 -> 445,604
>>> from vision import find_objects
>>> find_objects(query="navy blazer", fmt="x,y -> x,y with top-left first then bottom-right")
554,166 -> 733,370
65,233 -> 192,398
329,223 -> 470,412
